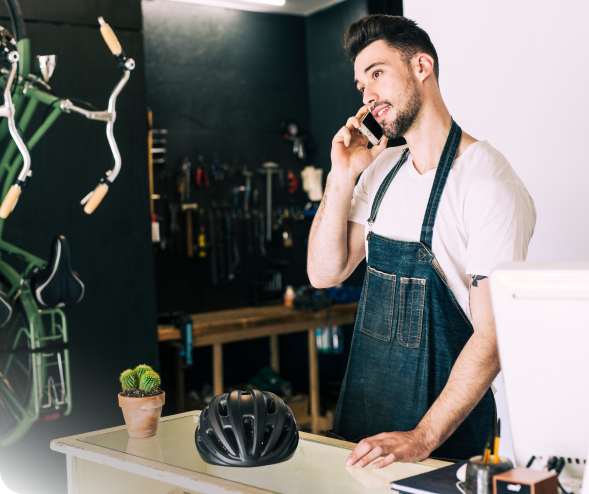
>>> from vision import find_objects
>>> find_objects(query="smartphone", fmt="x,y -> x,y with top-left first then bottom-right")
359,111 -> 384,146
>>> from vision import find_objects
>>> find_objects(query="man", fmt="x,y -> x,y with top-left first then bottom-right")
307,15 -> 536,468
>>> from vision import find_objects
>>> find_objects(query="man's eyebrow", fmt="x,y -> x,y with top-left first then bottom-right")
354,62 -> 386,89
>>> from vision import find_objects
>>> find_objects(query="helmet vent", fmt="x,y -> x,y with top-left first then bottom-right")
243,416 -> 255,455
207,429 -> 228,454
218,399 -> 229,417
272,426 -> 290,453
224,427 -> 239,456
197,439 -> 210,454
202,407 -> 209,420
266,398 -> 277,414
261,425 -> 274,454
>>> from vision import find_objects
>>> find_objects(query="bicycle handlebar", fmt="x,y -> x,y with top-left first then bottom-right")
82,182 -> 109,214
61,18 -> 134,215
98,17 -> 122,57
0,52 -> 31,219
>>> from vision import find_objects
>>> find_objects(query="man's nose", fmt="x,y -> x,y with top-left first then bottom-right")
363,86 -> 377,107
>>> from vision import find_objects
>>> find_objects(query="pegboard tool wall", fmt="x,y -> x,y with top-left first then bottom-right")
144,1 -> 314,315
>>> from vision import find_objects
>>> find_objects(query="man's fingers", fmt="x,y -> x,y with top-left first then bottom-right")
373,453 -> 396,469
346,116 -> 361,129
334,126 -> 352,147
354,446 -> 383,469
370,135 -> 389,157
355,105 -> 370,118
346,439 -> 374,466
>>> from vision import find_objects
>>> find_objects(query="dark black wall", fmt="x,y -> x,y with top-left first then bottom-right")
143,0 -> 311,315
0,0 -> 142,29
0,2 -> 157,494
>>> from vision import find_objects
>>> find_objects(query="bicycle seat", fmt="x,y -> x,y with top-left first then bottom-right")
33,236 -> 84,308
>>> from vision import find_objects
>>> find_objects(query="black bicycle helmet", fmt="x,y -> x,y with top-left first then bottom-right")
195,389 -> 299,467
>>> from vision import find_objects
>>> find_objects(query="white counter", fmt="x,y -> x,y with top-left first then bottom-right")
50,410 -> 450,494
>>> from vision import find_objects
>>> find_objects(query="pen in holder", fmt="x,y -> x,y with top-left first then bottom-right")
465,456 -> 513,494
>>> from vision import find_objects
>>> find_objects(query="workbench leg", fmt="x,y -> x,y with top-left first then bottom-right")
308,329 -> 320,435
213,343 -> 224,396
270,335 -> 280,373
171,342 -> 185,413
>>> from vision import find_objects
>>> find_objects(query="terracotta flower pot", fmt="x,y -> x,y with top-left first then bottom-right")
118,392 -> 165,438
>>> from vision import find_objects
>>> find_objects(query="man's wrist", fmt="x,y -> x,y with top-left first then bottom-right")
414,420 -> 442,454
328,169 -> 358,191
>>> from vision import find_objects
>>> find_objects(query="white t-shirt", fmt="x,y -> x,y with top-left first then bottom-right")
348,141 -> 536,320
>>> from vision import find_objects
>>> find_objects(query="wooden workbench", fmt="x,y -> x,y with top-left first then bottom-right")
157,303 -> 358,434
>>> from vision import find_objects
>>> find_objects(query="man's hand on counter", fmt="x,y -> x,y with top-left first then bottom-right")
345,429 -> 432,469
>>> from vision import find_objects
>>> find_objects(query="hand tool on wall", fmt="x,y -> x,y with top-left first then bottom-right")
258,162 -> 280,242
258,212 -> 266,257
182,203 -> 198,258
179,157 -> 198,258
198,208 -> 207,258
147,109 -> 164,243
196,156 -> 210,188
282,120 -> 307,161
208,209 -> 218,285
283,208 -> 293,247
231,210 -> 241,276
215,207 -> 226,279
225,212 -> 234,280
169,202 -> 180,235
243,169 -> 254,254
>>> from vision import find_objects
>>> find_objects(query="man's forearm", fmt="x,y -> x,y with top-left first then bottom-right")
308,171 -> 356,287
416,328 -> 500,451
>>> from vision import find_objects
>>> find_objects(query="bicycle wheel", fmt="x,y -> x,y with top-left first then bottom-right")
0,261 -> 45,446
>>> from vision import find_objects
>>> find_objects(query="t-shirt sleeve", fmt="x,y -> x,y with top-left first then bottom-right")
347,171 -> 370,225
465,182 -> 536,276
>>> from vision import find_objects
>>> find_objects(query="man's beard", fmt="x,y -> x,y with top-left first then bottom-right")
381,76 -> 422,139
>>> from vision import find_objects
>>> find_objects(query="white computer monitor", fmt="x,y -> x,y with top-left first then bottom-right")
490,262 -> 589,486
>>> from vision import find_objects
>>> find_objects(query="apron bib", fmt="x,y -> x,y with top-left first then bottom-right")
332,120 -> 494,461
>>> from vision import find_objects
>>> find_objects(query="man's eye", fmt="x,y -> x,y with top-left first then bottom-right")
374,70 -> 382,79
359,87 -> 365,94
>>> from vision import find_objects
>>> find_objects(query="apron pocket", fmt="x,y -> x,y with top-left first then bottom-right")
360,266 -> 396,342
397,277 -> 426,348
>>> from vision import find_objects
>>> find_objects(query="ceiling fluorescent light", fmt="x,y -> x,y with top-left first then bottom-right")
241,0 -> 285,5
168,0 -> 285,7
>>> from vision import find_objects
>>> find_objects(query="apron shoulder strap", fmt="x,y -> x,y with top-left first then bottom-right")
419,119 -> 462,249
367,147 -> 410,227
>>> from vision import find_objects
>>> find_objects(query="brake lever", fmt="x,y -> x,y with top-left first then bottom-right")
60,17 -> 135,215
0,50 -> 31,219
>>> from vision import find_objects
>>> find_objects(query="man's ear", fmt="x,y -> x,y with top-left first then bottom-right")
413,53 -> 435,82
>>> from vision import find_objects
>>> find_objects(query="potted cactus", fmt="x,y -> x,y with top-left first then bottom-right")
118,364 -> 165,438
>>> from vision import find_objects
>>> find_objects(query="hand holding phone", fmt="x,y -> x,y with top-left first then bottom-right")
331,106 -> 388,180
359,111 -> 384,146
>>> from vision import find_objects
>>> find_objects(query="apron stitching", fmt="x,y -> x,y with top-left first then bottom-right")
359,271 -> 370,332
409,283 -> 415,343
417,280 -> 425,346
398,281 -> 407,347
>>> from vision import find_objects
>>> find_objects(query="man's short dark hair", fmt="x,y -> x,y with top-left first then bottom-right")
344,15 -> 439,81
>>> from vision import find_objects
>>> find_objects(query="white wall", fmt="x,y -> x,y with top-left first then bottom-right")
405,0 -> 589,262
403,0 -> 589,464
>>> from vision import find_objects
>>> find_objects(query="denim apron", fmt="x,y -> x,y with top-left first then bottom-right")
332,120 -> 494,460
